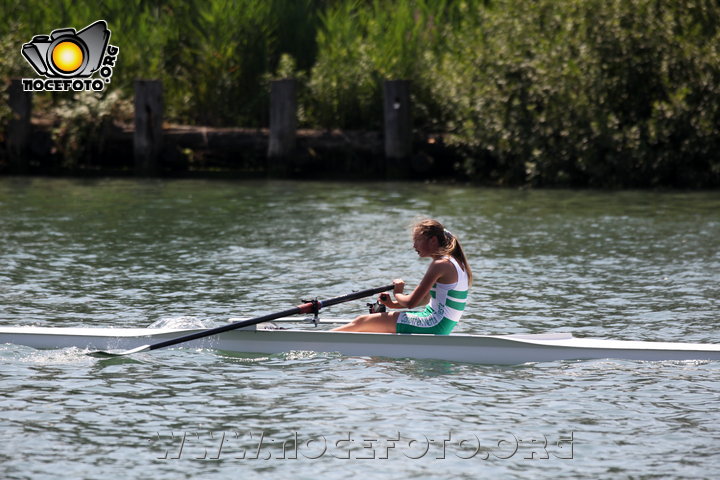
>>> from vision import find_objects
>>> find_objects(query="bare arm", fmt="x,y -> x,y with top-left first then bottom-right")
384,261 -> 448,309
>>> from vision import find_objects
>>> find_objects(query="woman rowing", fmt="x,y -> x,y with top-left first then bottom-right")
333,219 -> 472,334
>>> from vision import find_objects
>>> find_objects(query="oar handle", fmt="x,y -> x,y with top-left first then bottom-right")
314,284 -> 395,310
146,284 -> 394,352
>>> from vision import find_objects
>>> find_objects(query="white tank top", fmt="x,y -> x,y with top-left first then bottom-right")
428,256 -> 469,322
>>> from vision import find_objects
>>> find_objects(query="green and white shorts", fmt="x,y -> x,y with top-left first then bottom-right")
396,306 -> 458,335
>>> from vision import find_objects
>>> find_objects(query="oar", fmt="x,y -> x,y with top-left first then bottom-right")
90,284 -> 394,357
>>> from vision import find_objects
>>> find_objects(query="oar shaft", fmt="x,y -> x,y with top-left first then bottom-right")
147,305 -> 302,351
147,284 -> 394,352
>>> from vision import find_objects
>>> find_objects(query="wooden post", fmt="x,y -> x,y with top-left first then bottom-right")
6,79 -> 32,174
267,79 -> 297,175
383,80 -> 412,176
134,80 -> 163,176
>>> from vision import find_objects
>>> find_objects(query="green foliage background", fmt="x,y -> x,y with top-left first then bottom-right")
1,0 -> 719,186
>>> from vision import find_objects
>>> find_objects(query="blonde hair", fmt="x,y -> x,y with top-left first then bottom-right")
413,219 -> 473,285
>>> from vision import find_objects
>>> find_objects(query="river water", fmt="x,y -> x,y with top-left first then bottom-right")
1,178 -> 718,479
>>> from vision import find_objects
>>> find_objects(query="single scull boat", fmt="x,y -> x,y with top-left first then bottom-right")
1,320 -> 719,365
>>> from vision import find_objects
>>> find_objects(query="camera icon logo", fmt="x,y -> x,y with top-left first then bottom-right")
20,20 -> 119,92
22,20 -> 110,78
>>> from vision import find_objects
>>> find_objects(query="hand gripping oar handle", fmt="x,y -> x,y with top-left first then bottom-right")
91,284 -> 394,357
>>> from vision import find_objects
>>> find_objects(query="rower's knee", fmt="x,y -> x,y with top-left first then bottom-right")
353,314 -> 370,325
332,315 -> 370,332
345,314 -> 371,331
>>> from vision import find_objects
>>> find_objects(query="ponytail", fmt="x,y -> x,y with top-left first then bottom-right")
413,219 -> 473,285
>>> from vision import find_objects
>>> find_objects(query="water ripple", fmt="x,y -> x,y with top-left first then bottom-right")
1,179 -> 719,479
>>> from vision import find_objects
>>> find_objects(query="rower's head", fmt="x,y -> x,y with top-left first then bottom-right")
412,219 -> 449,253
412,219 -> 473,285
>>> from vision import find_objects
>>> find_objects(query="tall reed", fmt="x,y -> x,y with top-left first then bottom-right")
1,0 -> 323,126
307,0 -> 478,129
2,0 -> 719,186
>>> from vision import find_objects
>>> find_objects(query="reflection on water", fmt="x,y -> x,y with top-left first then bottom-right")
1,178 -> 719,479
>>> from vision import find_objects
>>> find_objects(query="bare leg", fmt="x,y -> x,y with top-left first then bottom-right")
331,311 -> 399,333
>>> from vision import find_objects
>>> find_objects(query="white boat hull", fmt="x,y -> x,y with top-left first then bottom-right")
2,326 -> 720,364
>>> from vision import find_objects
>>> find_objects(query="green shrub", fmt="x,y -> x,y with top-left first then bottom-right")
429,0 -> 720,187
52,90 -> 132,169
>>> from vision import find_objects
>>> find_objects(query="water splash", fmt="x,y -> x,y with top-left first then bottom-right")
1,344 -> 95,365
146,316 -> 214,329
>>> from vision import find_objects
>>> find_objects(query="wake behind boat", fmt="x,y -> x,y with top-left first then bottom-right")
2,320 -> 719,365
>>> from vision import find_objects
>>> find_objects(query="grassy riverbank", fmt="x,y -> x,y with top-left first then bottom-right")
2,0 -> 719,187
